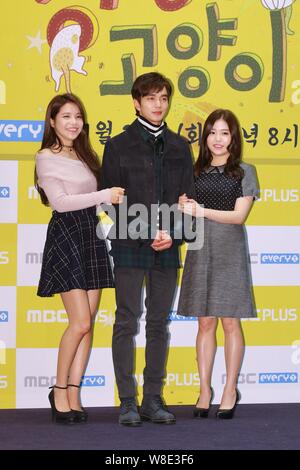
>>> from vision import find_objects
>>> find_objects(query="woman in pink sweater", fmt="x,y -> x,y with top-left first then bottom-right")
35,94 -> 124,424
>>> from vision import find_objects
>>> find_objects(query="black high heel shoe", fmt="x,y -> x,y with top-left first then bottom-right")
68,384 -> 88,423
216,388 -> 241,420
48,385 -> 76,424
193,387 -> 214,418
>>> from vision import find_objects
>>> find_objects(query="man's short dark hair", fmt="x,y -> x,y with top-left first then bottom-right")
131,72 -> 173,103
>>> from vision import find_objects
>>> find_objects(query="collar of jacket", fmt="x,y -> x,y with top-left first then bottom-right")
124,119 -> 180,153
137,121 -> 166,145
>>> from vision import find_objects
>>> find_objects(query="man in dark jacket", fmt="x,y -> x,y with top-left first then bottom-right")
101,72 -> 195,426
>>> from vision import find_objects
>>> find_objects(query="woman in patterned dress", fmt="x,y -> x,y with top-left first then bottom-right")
178,109 -> 259,419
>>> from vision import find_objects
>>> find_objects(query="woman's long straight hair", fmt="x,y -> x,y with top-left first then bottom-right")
34,93 -> 101,206
194,109 -> 244,179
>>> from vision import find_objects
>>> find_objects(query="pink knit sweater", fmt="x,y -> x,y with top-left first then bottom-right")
35,151 -> 112,212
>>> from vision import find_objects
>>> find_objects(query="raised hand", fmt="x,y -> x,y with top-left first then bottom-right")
110,187 -> 125,204
178,198 -> 204,217
178,193 -> 188,206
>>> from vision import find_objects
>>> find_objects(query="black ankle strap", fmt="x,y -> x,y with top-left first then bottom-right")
48,385 -> 68,390
67,383 -> 81,388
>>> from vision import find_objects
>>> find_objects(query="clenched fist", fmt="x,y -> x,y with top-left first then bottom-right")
110,187 -> 125,204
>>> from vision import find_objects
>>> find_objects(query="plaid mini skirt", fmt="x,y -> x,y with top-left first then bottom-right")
37,207 -> 114,297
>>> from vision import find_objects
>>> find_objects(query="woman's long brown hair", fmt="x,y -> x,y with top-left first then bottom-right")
34,93 -> 101,206
194,109 -> 244,179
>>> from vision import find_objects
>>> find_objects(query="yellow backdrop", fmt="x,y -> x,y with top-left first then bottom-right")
1,0 -> 300,409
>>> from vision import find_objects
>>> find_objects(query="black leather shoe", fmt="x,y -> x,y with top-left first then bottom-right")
48,386 -> 76,425
119,397 -> 141,426
68,384 -> 88,423
140,395 -> 176,424
216,389 -> 241,420
71,408 -> 88,423
193,386 -> 214,418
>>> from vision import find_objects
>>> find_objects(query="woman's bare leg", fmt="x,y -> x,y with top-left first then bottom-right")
67,289 -> 101,410
196,317 -> 218,408
53,289 -> 93,412
220,317 -> 244,409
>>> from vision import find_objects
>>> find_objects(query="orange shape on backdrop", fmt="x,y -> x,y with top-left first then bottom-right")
47,8 -> 95,52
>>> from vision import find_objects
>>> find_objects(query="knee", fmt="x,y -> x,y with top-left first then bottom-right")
114,317 -> 139,337
146,314 -> 169,328
221,318 -> 240,334
73,320 -> 92,336
198,317 -> 217,334
145,318 -> 169,338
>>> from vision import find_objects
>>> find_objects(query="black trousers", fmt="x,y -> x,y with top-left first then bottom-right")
112,266 -> 178,398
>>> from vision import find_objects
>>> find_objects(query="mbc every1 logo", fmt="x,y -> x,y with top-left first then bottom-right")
260,253 -> 299,264
0,187 -> 10,198
24,375 -> 105,387
0,311 -> 8,322
0,121 -> 44,142
81,376 -> 105,386
259,372 -> 298,384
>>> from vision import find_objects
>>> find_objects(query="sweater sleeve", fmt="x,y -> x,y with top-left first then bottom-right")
36,154 -> 112,212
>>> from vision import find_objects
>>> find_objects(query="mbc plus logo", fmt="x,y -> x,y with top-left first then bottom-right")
0,120 -> 44,142
259,372 -> 298,384
253,308 -> 297,322
0,80 -> 6,105
0,252 -> 9,265
0,376 -> 8,388
135,373 -> 200,386
257,189 -> 299,203
0,187 -> 10,198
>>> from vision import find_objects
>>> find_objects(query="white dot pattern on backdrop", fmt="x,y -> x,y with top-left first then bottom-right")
195,166 -> 243,211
